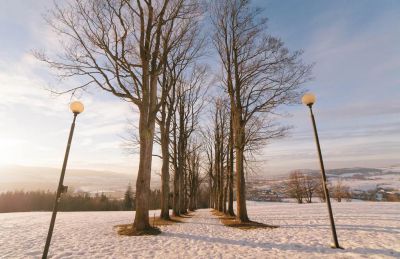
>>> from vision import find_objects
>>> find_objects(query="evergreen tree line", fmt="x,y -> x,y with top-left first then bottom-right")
0,190 -> 120,212
0,186 -> 208,213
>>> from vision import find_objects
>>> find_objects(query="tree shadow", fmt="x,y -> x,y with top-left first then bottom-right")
163,232 -> 400,257
281,224 -> 400,234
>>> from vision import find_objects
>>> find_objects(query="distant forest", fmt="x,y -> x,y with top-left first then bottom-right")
0,191 -> 123,213
0,189 -> 144,213
0,185 -> 210,213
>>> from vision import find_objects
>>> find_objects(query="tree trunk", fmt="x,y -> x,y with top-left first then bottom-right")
133,110 -> 156,230
218,178 -> 223,212
209,167 -> 213,208
179,166 -> 186,214
213,183 -> 218,210
234,118 -> 249,222
235,146 -> 249,222
218,138 -> 224,212
173,173 -> 180,216
160,124 -> 170,220
193,179 -> 198,210
220,119 -> 225,212
172,117 -> 180,216
223,176 -> 228,214
178,92 -> 187,215
178,140 -> 187,214
228,169 -> 235,216
228,116 -> 235,216
183,166 -> 188,213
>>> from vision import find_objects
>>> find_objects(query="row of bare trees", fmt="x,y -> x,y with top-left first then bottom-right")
203,99 -> 235,216
38,0 -> 208,231
276,171 -> 352,203
208,0 -> 311,221
277,171 -> 320,203
38,0 -> 311,230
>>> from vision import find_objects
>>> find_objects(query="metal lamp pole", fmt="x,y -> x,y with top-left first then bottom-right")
302,93 -> 342,249
42,101 -> 84,259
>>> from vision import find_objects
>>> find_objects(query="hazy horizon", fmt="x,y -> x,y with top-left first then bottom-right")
2,164 -> 399,193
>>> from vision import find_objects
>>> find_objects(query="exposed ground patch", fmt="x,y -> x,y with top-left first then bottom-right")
116,225 -> 162,236
115,213 -> 192,236
212,210 -> 278,230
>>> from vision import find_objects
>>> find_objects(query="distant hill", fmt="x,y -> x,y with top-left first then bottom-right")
0,166 -> 161,197
295,167 -> 384,176
248,166 -> 400,193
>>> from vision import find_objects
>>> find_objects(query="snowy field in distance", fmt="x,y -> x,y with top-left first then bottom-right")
1,201 -> 399,258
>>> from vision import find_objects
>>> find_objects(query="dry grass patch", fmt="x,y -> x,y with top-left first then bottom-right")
115,214 -> 190,236
177,212 -> 195,218
212,209 -> 278,230
116,225 -> 161,236
211,210 -> 226,217
150,214 -> 188,226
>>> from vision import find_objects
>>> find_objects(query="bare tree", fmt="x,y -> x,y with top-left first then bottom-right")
215,99 -> 229,212
156,5 -> 205,219
187,139 -> 202,211
37,0 -> 201,231
226,113 -> 235,216
331,179 -> 352,202
201,123 -> 215,208
283,171 -> 305,204
301,174 -> 319,203
201,97 -> 229,212
210,0 -> 311,221
277,171 -> 319,203
208,98 -> 230,212
171,66 -> 208,215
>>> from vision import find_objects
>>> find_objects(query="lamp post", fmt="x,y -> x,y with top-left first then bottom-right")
302,93 -> 342,249
42,101 -> 84,259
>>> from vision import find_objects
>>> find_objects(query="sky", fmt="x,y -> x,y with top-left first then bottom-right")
0,0 -> 399,187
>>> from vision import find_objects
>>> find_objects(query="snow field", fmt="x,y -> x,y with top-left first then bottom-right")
0,201 -> 399,258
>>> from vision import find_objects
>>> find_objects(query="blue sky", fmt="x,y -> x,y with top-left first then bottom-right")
0,0 -> 399,180
256,0 -> 400,173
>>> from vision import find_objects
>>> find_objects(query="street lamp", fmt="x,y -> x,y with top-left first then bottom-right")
302,93 -> 342,249
42,101 -> 84,259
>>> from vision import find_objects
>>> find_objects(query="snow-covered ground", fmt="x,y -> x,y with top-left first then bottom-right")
343,176 -> 400,191
1,201 -> 399,258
